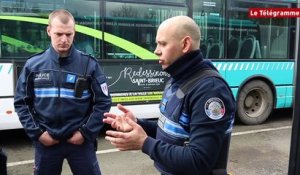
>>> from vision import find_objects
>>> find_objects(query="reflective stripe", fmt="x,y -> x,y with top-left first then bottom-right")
179,112 -> 189,126
160,98 -> 167,112
34,88 -> 90,99
225,116 -> 235,134
158,112 -> 189,139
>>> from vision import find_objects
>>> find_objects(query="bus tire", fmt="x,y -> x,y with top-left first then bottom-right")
237,80 -> 273,125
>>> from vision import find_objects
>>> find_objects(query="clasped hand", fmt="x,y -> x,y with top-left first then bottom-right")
39,130 -> 84,146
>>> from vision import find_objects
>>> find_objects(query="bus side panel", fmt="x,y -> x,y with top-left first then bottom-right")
214,61 -> 294,109
0,63 -> 14,96
276,87 -> 288,108
0,98 -> 22,130
0,63 -> 22,130
284,85 -> 294,108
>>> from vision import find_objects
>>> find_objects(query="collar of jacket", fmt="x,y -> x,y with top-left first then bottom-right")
164,49 -> 204,79
49,45 -> 76,65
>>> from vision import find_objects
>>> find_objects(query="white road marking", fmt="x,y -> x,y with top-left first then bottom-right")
96,148 -> 119,154
7,160 -> 34,167
7,126 -> 291,167
232,126 -> 291,136
7,148 -> 120,167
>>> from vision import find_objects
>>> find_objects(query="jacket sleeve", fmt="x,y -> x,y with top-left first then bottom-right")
14,62 -> 43,141
79,60 -> 112,142
142,77 -> 235,175
137,119 -> 158,138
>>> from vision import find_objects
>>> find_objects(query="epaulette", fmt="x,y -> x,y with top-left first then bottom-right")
27,50 -> 46,60
79,51 -> 97,61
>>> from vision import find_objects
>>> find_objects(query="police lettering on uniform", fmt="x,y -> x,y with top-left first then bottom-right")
103,15 -> 235,175
14,9 -> 111,175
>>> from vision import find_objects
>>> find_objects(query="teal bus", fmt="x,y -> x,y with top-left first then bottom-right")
0,0 -> 297,129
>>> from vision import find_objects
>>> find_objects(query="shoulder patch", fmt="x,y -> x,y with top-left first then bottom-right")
100,82 -> 109,96
204,98 -> 225,120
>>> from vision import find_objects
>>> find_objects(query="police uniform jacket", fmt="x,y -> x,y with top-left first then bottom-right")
14,45 -> 112,142
138,50 -> 235,175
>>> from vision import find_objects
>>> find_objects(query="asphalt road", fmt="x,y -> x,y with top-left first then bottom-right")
0,109 -> 293,175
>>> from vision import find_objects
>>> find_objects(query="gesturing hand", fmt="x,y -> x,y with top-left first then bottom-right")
103,104 -> 136,132
105,117 -> 147,151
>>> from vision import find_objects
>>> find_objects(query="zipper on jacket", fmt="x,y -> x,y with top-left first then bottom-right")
56,58 -> 63,127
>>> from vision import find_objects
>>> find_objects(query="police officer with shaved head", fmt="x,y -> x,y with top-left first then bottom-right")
103,15 -> 235,175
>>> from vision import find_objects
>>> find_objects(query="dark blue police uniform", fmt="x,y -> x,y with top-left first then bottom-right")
138,50 -> 235,175
14,45 -> 111,175
0,148 -> 7,175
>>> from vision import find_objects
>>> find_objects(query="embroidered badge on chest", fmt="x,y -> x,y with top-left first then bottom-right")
204,98 -> 225,120
34,72 -> 50,81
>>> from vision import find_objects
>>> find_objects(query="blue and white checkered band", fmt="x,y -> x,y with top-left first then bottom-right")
160,98 -> 168,112
34,88 -> 90,99
178,112 -> 190,127
158,112 -> 190,139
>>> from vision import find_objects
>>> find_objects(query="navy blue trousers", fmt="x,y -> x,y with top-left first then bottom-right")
0,148 -> 7,175
34,141 -> 101,175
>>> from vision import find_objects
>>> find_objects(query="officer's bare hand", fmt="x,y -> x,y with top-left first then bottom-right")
103,104 -> 136,132
39,131 -> 59,146
114,115 -> 133,132
105,117 -> 147,151
67,131 -> 84,145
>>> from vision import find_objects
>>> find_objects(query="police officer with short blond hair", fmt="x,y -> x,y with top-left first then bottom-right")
14,9 -> 111,175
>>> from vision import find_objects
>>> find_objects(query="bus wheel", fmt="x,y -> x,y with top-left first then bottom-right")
237,80 -> 273,125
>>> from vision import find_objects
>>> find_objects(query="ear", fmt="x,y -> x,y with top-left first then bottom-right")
46,26 -> 51,37
182,36 -> 192,53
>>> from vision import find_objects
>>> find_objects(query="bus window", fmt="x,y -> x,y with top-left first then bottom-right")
193,0 -> 225,59
228,0 -> 290,59
104,1 -> 187,59
0,0 -> 102,59
66,0 -> 102,58
0,20 -> 48,59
